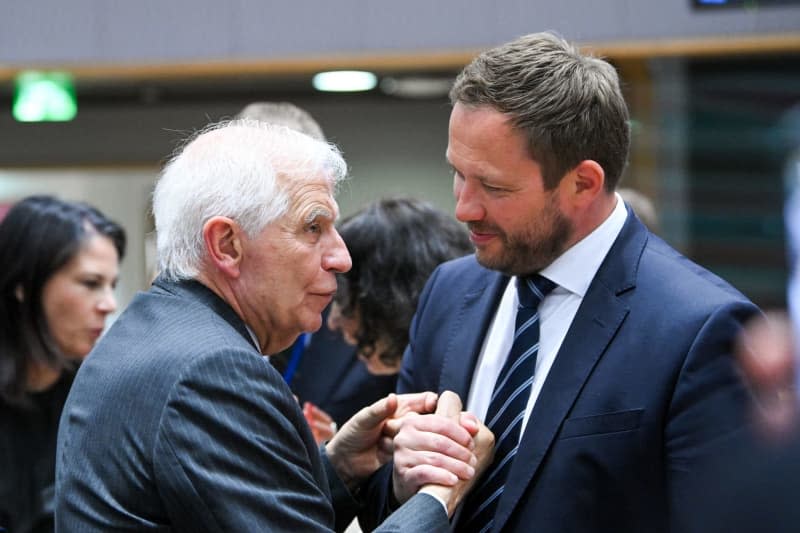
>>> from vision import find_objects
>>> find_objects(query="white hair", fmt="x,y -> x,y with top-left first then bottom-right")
153,119 -> 347,281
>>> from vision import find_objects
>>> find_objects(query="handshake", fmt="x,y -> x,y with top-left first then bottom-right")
325,390 -> 495,517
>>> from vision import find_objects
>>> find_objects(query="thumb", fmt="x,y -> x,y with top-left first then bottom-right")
353,393 -> 398,430
435,390 -> 463,421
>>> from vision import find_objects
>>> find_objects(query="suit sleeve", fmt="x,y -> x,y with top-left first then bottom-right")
666,300 -> 759,531
152,348 -> 336,532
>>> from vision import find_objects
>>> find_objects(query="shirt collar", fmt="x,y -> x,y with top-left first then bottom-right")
539,193 -> 628,297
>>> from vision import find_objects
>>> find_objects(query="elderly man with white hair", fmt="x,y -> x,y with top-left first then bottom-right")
54,120 -> 493,532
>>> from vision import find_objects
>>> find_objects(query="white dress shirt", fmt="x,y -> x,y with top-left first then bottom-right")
466,194 -> 629,438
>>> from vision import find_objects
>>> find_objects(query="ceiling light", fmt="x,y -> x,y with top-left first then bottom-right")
380,76 -> 454,99
312,71 -> 378,92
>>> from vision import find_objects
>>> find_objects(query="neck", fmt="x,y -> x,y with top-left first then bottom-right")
569,191 -> 618,247
195,269 -> 276,355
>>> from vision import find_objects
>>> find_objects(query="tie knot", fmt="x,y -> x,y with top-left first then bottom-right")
517,275 -> 556,308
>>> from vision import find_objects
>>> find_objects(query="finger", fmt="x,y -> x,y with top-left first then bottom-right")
377,435 -> 394,464
395,413 -> 475,449
435,390 -> 463,420
311,406 -> 333,425
397,464 -> 462,487
394,391 -> 439,418
459,412 -> 480,436
395,426 -> 476,464
396,450 -> 477,480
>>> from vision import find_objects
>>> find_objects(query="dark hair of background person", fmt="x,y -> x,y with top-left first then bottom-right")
235,101 -> 326,141
0,195 -> 126,406
334,197 -> 472,368
449,31 -> 630,192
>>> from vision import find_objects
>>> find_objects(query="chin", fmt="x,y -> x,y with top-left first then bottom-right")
302,316 -> 324,334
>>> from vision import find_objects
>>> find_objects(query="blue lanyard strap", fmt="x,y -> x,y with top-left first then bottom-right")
282,332 -> 308,385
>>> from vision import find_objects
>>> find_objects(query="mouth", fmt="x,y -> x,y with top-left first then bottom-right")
312,291 -> 337,305
468,225 -> 498,246
89,328 -> 104,340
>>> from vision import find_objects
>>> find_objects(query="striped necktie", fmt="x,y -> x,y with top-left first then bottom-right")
457,274 -> 556,533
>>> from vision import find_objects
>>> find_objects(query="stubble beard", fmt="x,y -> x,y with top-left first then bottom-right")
473,201 -> 573,277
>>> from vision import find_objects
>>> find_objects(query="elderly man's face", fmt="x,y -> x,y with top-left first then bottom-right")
238,176 -> 351,354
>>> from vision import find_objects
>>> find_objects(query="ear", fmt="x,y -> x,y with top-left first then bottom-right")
562,159 -> 605,208
14,285 -> 24,302
202,216 -> 244,279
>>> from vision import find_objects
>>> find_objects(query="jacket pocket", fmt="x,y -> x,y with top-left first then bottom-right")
558,408 -> 644,439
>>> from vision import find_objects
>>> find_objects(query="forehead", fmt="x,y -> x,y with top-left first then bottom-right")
61,234 -> 119,271
283,174 -> 339,220
447,104 -> 533,177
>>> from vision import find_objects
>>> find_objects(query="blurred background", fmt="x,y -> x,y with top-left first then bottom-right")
0,0 -> 799,318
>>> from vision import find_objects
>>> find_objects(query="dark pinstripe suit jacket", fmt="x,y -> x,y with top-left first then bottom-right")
55,277 -> 446,532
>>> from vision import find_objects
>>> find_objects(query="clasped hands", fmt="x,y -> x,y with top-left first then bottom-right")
326,390 -> 494,517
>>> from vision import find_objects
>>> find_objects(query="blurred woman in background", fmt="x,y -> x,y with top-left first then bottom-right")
0,195 -> 125,533
328,197 -> 473,374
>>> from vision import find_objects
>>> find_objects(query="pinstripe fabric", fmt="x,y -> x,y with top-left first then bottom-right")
55,277 -> 450,532
457,275 -> 555,533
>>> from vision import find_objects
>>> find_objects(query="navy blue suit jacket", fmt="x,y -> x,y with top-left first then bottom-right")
365,209 -> 759,532
55,278 -> 447,532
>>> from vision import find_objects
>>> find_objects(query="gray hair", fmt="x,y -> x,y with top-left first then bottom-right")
235,102 -> 326,141
450,31 -> 630,191
153,119 -> 346,281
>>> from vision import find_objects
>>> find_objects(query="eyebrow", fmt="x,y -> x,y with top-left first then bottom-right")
304,206 -> 334,225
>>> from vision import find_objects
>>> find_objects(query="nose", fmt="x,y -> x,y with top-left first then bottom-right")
453,176 -> 484,223
97,286 -> 117,315
323,229 -> 352,274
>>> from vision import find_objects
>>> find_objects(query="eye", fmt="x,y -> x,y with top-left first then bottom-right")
82,279 -> 101,290
307,221 -> 322,234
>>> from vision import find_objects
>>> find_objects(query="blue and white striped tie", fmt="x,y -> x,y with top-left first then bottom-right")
457,274 -> 556,533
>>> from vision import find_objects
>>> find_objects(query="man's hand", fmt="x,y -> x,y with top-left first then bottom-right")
326,392 -> 438,491
393,391 -> 494,513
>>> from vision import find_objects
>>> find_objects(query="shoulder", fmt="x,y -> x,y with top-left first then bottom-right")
639,234 -> 753,309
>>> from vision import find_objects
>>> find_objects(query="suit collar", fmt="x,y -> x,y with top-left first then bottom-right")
151,275 -> 258,351
541,193 -> 628,297
491,208 -> 649,531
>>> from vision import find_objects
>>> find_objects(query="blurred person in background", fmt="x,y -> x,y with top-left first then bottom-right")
328,197 -> 473,376
693,108 -> 800,533
0,195 -> 125,533
236,102 -> 398,444
316,197 -> 472,445
236,101 -> 326,141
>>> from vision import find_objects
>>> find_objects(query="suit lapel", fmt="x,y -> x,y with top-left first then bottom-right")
438,270 -> 509,400
492,209 -> 648,532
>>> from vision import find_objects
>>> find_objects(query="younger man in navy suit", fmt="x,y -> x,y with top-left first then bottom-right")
364,31 -> 760,533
